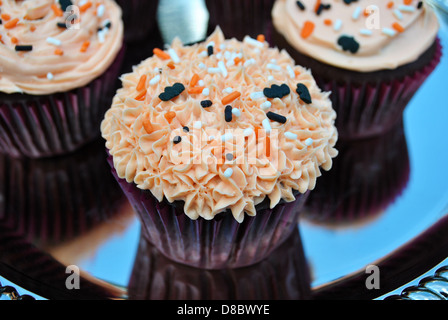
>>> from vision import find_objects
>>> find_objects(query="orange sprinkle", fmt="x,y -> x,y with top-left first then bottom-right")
254,126 -> 262,140
142,119 -> 153,134
190,74 -> 200,87
1,14 -> 11,21
135,90 -> 147,101
392,22 -> 405,33
294,70 -> 301,77
265,136 -> 271,158
79,2 -> 93,12
323,19 -> 332,26
136,74 -> 147,92
153,48 -> 170,60
187,87 -> 205,94
4,18 -> 19,29
387,1 -> 394,9
80,41 -> 90,52
364,8 -> 370,16
51,4 -> 64,17
221,91 -> 241,105
403,0 -> 412,4
167,61 -> 175,69
234,57 -> 243,65
11,37 -> 18,44
257,34 -> 265,42
164,111 -> 176,123
30,25 -> 36,32
301,21 -> 315,39
54,48 -> 64,56
314,0 -> 321,13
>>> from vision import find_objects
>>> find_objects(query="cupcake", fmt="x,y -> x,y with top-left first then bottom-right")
206,0 -> 276,41
115,0 -> 160,43
0,0 -> 124,158
272,0 -> 442,139
101,28 -> 338,269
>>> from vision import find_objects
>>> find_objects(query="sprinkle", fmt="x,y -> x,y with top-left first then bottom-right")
135,90 -> 147,101
337,35 -> 360,53
142,119 -> 153,134
305,138 -> 314,146
149,75 -> 161,85
262,119 -> 272,134
243,58 -> 255,67
159,83 -> 185,101
188,86 -> 205,94
296,1 -> 306,10
250,91 -> 265,100
173,136 -> 182,144
51,4 -> 64,17
333,19 -> 342,31
417,1 -> 423,9
360,29 -> 373,36
265,136 -> 271,157
296,83 -> 312,104
382,27 -> 397,37
199,51 -> 208,58
136,75 -> 147,92
387,1 -> 394,9
393,9 -> 403,20
164,111 -> 176,123
398,5 -> 416,12
190,74 -> 200,87
261,101 -> 272,110
324,19 -> 332,26
47,72 -> 54,80
221,132 -> 233,142
14,45 -> 33,52
266,111 -> 287,124
285,132 -> 298,140
232,108 -> 241,117
57,22 -> 67,29
4,18 -> 19,29
257,34 -> 265,42
198,62 -> 206,69
301,21 -> 315,39
168,48 -> 180,63
267,63 -> 282,72
1,14 -> 10,21
206,41 -> 215,48
80,41 -> 90,52
198,80 -> 205,86
352,6 -> 362,20
218,61 -> 228,77
225,105 -> 233,122
263,84 -> 290,99
79,2 -> 93,13
223,87 -> 233,94
316,3 -> 331,15
167,61 -> 175,69
194,121 -> 202,129
202,88 -> 210,96
207,45 -> 214,56
54,48 -> 64,56
404,0 -> 412,4
392,22 -> 405,33
267,76 -> 274,81
11,37 -> 18,44
183,126 -> 190,132
201,100 -> 213,108
223,168 -> 233,178
287,65 -> 295,78
243,128 -> 254,137
208,67 -> 221,74
314,0 -> 322,12
97,4 -> 105,17
243,36 -> 264,48
97,29 -> 107,43
222,91 -> 241,105
153,48 -> 171,60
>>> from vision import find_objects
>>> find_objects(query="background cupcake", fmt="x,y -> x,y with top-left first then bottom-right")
272,0 -> 442,139
0,0 -> 124,158
101,28 -> 338,269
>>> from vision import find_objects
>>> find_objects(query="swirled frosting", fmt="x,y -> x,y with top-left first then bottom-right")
272,0 -> 439,72
0,0 -> 123,95
101,28 -> 338,222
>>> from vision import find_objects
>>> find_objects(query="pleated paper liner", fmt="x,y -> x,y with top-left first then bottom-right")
302,120 -> 410,226
0,138 -> 127,247
0,47 -> 125,159
272,30 -> 442,140
108,154 -> 308,270
128,227 -> 311,300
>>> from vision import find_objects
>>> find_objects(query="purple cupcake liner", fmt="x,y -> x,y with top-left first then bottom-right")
128,227 -> 311,300
0,47 -> 125,159
206,0 -> 276,41
116,0 -> 160,43
303,120 -> 410,226
107,154 -> 308,270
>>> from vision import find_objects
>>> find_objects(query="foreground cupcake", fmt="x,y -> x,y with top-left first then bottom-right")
272,0 -> 442,139
101,28 -> 338,269
0,0 -> 124,158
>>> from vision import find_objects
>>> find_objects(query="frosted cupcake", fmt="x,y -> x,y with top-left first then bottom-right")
0,0 -> 124,158
101,28 -> 338,269
272,0 -> 442,139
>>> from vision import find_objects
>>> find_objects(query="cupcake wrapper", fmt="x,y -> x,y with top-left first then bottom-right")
0,47 -> 125,159
116,0 -> 160,43
303,120 -> 410,225
206,0 -> 276,41
128,227 -> 311,300
108,155 -> 307,269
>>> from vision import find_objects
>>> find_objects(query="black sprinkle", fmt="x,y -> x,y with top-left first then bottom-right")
57,22 -> 67,29
316,3 -> 331,15
15,45 -> 33,52
159,83 -> 185,101
104,21 -> 112,29
201,100 -> 213,108
296,1 -> 305,10
263,84 -> 290,99
225,105 -> 233,122
296,83 -> 312,104
173,136 -> 182,144
59,0 -> 73,11
417,1 -> 423,9
183,126 -> 190,133
266,112 -> 287,124
207,45 -> 214,56
343,0 -> 358,4
0,20 -> 2,25
337,35 -> 360,54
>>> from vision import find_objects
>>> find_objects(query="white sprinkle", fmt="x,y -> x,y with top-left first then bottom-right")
243,36 -> 264,48
224,51 -> 232,60
208,67 -> 221,74
168,48 -> 180,63
101,19 -> 111,28
398,5 -> 416,12
270,59 -> 277,63
219,43 -> 226,50
97,4 -> 105,17
360,29 -> 373,36
260,101 -> 272,110
262,119 -> 271,134
46,37 -> 61,46
79,0 -> 88,6
202,88 -> 210,96
223,87 -> 233,94
244,59 -> 255,67
199,51 -> 208,58
198,62 -> 206,69
221,132 -> 233,142
208,135 -> 215,141
243,128 -> 254,137
149,75 -> 160,85
97,30 -> 106,43
305,138 -> 313,146
223,168 -> 233,178
207,41 -> 215,48
285,132 -> 297,140
46,72 -> 54,80
194,121 -> 202,129
352,6 -> 362,20
216,52 -> 222,59
226,60 -> 235,67
232,108 -> 241,117
218,61 -> 228,77
287,65 -> 295,78
250,91 -> 265,100
382,27 -> 397,37
198,80 -> 205,87
393,9 -> 403,20
267,63 -> 282,72
333,19 -> 342,31
267,75 -> 274,81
